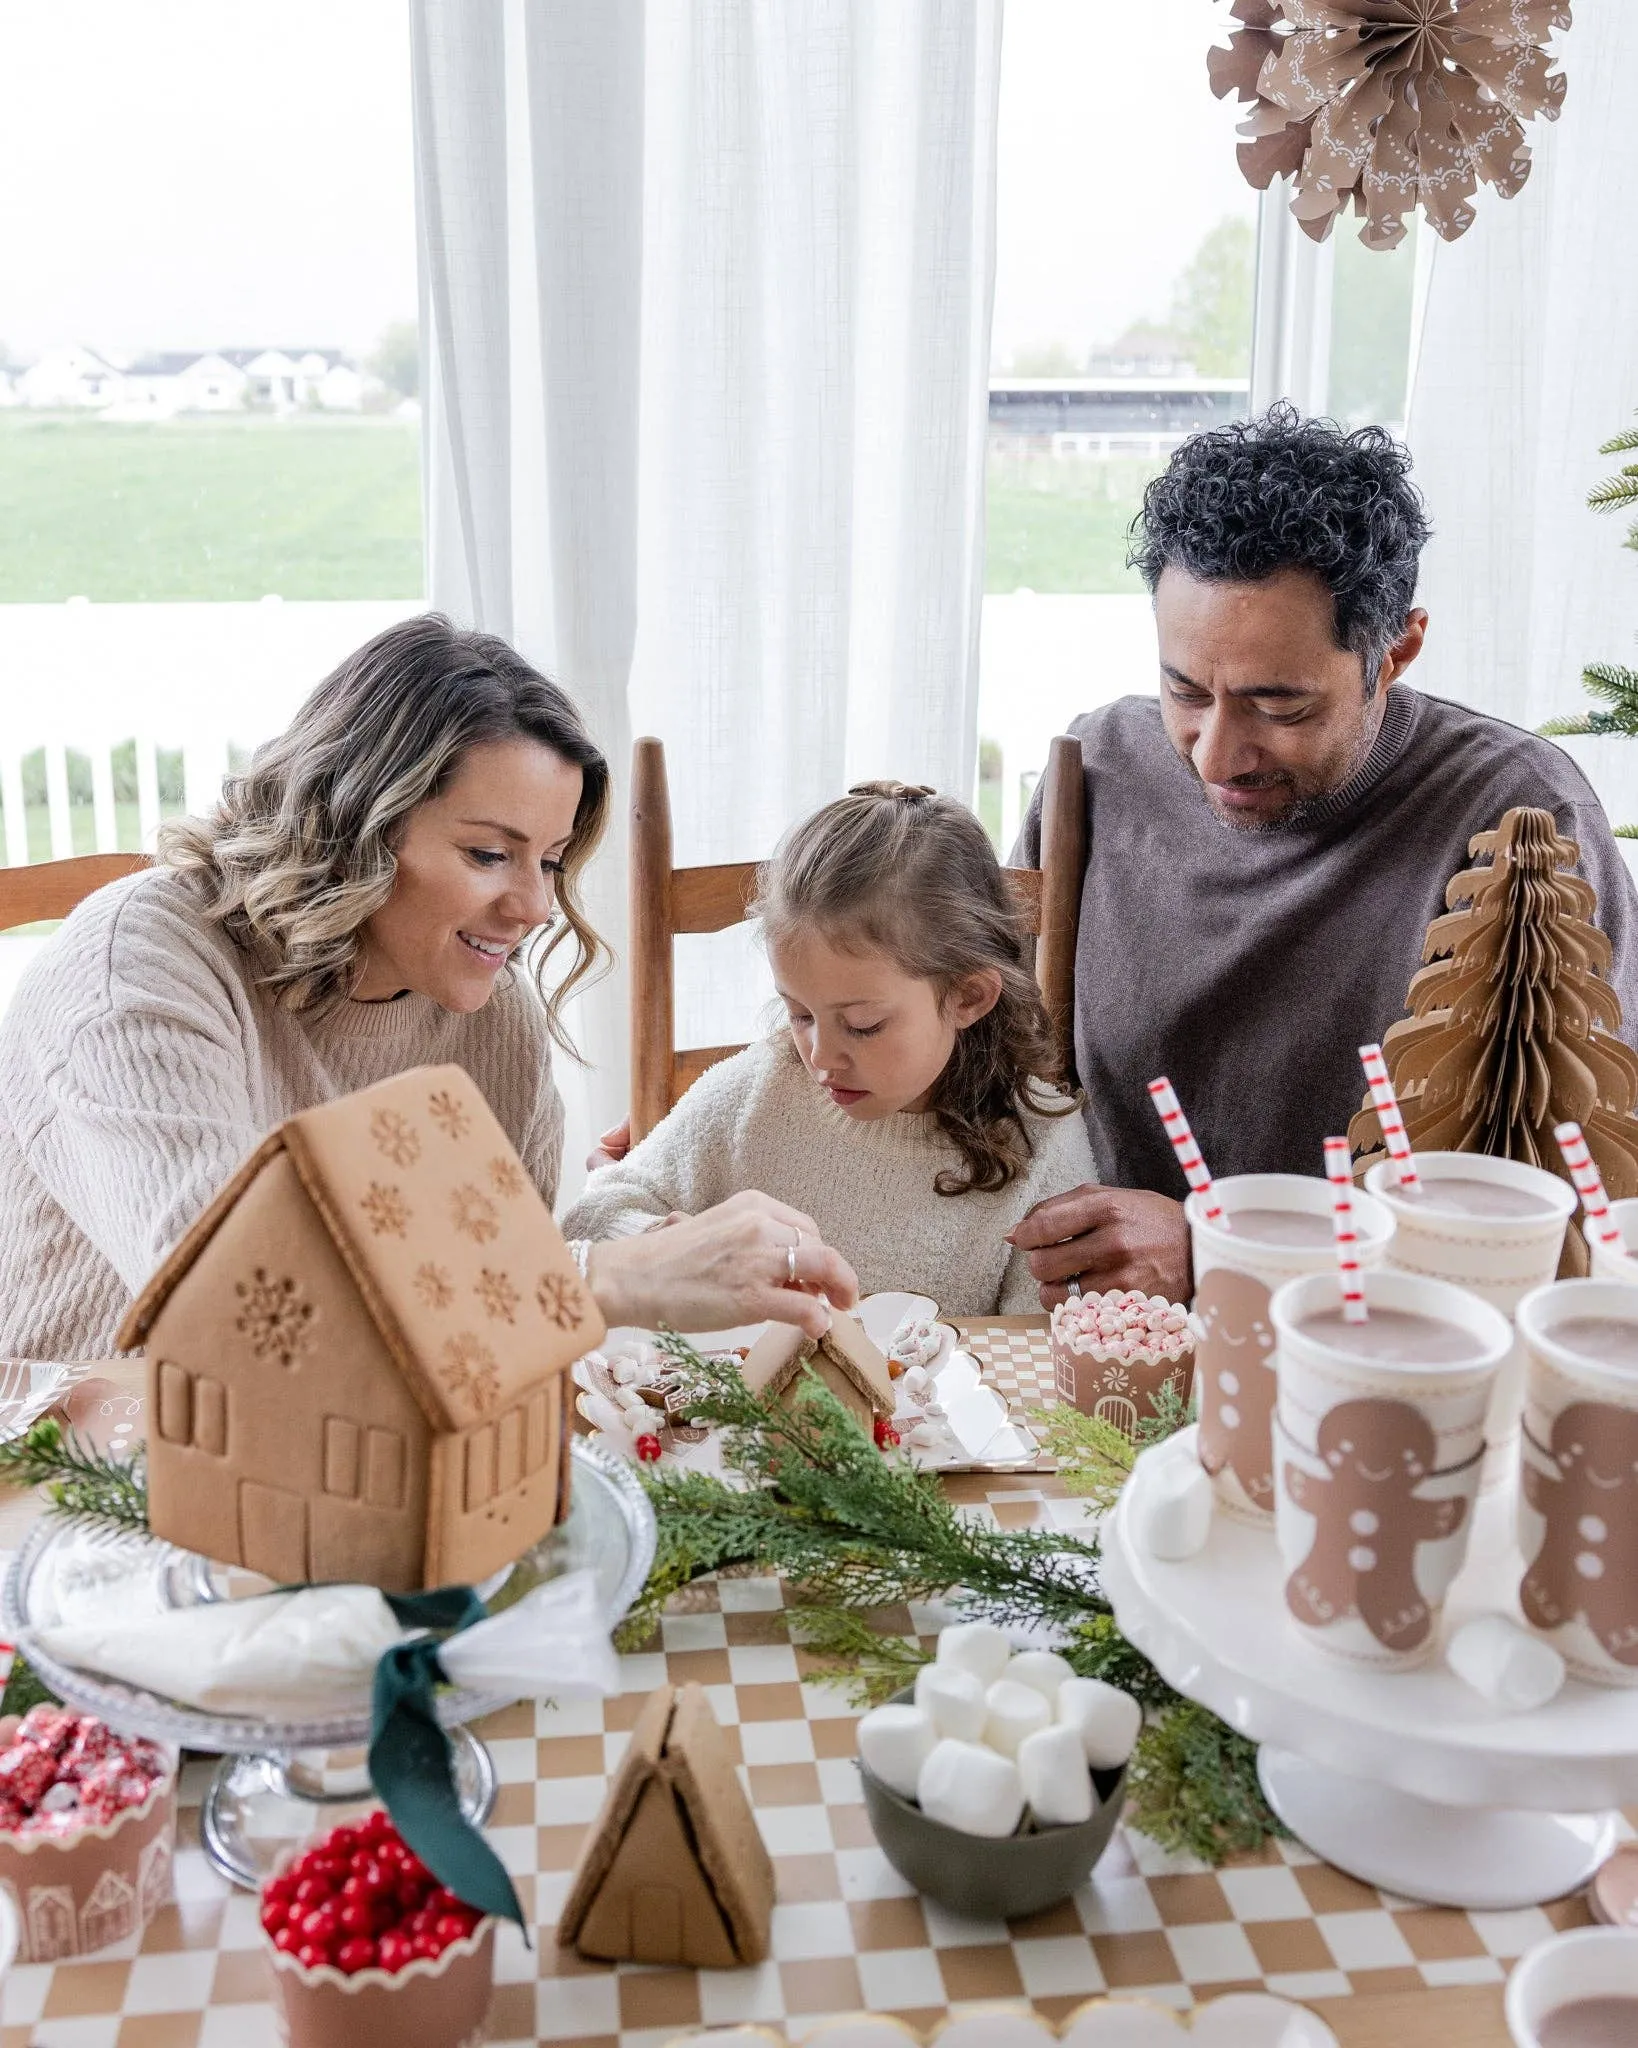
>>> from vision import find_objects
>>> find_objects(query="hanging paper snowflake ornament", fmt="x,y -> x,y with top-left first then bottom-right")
1209,1 -> 1572,250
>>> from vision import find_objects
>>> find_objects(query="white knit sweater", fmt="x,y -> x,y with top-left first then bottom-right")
563,1035 -> 1096,1315
0,870 -> 565,1362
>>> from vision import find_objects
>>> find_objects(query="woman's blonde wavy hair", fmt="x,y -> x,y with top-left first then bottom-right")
753,782 -> 1079,1196
159,613 -> 610,1050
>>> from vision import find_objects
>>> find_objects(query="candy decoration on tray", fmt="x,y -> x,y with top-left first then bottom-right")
0,1704 -> 175,1963
571,1338 -> 714,1460
1050,1290 -> 1193,1439
1348,807 -> 1638,1273
116,1063 -> 601,1592
260,1812 -> 495,2048
887,1312 -> 944,1372
557,1682 -> 773,1966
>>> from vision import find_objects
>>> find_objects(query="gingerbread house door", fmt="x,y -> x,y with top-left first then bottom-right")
238,1480 -> 309,1581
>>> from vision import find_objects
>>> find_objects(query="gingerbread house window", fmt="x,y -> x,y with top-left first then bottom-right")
324,1417 -> 361,1498
156,1362 -> 190,1444
363,1428 -> 406,1510
194,1377 -> 227,1457
465,1426 -> 496,1512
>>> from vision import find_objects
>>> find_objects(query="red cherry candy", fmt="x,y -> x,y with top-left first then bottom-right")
634,1432 -> 662,1463
273,1925 -> 301,1956
301,1905 -> 340,1946
336,1937 -> 377,1975
411,1932 -> 442,1960
295,1943 -> 330,1972
338,1899 -> 376,1939
433,1914 -> 468,1948
376,1932 -> 413,1974
293,1875 -> 331,1908
260,1901 -> 287,1935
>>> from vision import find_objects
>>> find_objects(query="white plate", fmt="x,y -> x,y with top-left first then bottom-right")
0,1360 -> 86,1447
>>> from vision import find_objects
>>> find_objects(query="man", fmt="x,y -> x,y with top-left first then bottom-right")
1010,404 -> 1638,1307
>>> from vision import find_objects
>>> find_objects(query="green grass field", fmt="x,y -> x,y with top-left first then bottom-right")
985,455 -> 1153,595
0,413 -> 423,602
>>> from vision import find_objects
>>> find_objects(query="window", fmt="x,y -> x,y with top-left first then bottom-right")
979,0 -> 1423,849
0,1 -> 423,998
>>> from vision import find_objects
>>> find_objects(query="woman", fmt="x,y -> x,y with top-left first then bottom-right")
0,615 -> 853,1360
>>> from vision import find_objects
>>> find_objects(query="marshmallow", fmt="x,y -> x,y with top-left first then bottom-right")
914,1661 -> 988,1742
936,1619 -> 1012,1687
613,1383 -> 653,1418
901,1365 -> 934,1404
1447,1615 -> 1566,1713
983,1678 -> 1053,1758
917,1738 -> 1025,1838
1130,1456 -> 1214,1562
1003,1649 -> 1077,1702
857,1703 -> 938,1799
908,1421 -> 944,1449
1017,1723 -> 1096,1827
1057,1677 -> 1142,1770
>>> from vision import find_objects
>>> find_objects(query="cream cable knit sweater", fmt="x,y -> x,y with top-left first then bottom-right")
563,1035 -> 1096,1316
0,871 -> 565,1362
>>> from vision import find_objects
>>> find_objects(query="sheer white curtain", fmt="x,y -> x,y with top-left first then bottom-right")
1406,6 -> 1638,825
411,0 -> 1003,1196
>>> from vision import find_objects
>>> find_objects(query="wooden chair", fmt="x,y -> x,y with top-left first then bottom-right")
629,735 -> 1087,1141
0,854 -> 149,933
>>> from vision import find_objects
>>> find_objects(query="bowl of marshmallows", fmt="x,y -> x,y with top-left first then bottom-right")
856,1620 -> 1137,1920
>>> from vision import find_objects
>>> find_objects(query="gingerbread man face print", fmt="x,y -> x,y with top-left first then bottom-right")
1520,1401 -> 1638,1668
1283,1398 -> 1468,1653
1194,1267 -> 1277,1509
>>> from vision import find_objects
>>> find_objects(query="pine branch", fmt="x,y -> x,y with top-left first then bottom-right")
1062,1614 -> 1180,1714
1589,473 -> 1638,511
1538,713 -> 1597,737
1125,1700 -> 1286,1861
785,1605 -> 934,1707
0,1420 -> 148,1534
1032,1407 -> 1136,1508
1600,427 -> 1638,457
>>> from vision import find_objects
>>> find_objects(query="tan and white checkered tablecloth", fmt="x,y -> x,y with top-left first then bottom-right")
0,1327 -> 1602,2048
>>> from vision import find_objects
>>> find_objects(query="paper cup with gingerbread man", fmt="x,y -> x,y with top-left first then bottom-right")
1516,1279 -> 1638,1686
1188,1174 -> 1396,1524
1271,1269 -> 1511,1670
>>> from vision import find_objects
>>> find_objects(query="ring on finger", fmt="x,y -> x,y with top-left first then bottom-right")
785,1228 -> 806,1287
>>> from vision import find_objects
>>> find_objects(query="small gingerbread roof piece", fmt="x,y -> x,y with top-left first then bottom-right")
557,1682 -> 774,1967
740,1321 -> 813,1397
118,1064 -> 602,1428
815,1312 -> 895,1417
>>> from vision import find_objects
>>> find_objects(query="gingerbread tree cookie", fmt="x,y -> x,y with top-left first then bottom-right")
1349,806 -> 1638,1271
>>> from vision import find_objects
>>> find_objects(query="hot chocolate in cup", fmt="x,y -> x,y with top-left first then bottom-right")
1587,1197 -> 1638,1286
1187,1174 -> 1395,1525
1516,1279 -> 1638,1686
1363,1152 -> 1577,1491
1271,1268 -> 1511,1671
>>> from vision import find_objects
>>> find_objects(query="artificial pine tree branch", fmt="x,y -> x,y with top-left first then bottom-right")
0,1420 -> 148,1535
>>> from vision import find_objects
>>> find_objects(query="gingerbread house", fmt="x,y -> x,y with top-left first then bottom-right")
741,1313 -> 894,1430
117,1065 -> 604,1593
558,1683 -> 773,1966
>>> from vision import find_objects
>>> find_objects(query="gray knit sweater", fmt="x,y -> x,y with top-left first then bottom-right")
0,870 -> 566,1361
563,1034 -> 1096,1315
1016,686 -> 1638,1198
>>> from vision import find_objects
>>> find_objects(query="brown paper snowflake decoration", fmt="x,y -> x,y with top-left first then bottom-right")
1209,2 -> 1571,250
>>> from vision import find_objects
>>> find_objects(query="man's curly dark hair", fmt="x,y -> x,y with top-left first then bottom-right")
1128,402 -> 1432,696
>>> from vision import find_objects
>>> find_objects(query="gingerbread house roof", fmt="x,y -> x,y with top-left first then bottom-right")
117,1064 -> 603,1433
741,1312 -> 895,1417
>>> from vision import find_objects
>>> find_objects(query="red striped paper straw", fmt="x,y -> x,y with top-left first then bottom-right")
1358,1043 -> 1421,1195
1148,1076 -> 1224,1225
1324,1136 -> 1368,1323
1555,1121 -> 1623,1248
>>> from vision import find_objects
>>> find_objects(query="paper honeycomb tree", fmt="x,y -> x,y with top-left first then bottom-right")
1348,806 -> 1638,1271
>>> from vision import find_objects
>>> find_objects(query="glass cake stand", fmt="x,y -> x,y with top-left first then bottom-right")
2,1439 -> 656,1888
1100,1427 -> 1638,1911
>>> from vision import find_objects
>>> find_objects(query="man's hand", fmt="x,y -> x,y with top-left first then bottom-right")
1009,1184 -> 1191,1307
586,1118 -> 632,1173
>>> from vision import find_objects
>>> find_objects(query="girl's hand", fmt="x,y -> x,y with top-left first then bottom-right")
586,1191 -> 858,1340
586,1118 -> 632,1172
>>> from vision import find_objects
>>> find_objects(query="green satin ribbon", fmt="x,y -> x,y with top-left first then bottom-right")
368,1585 -> 526,1930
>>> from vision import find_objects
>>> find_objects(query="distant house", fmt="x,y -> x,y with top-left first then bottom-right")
988,377 -> 1251,462
17,344 -> 123,410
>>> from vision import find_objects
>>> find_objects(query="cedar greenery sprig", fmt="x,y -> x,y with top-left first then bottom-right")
0,1420 -> 149,1535
617,1338 -> 1105,1652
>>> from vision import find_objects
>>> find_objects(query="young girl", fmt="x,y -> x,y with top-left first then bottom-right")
564,782 -> 1096,1314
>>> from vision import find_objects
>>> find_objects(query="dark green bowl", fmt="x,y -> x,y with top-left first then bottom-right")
857,1685 -> 1128,1920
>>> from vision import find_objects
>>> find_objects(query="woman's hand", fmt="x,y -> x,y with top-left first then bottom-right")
585,1191 -> 858,1340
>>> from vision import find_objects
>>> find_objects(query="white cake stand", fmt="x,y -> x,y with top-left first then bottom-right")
4,1439 -> 656,1888
1100,1427 -> 1636,1910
